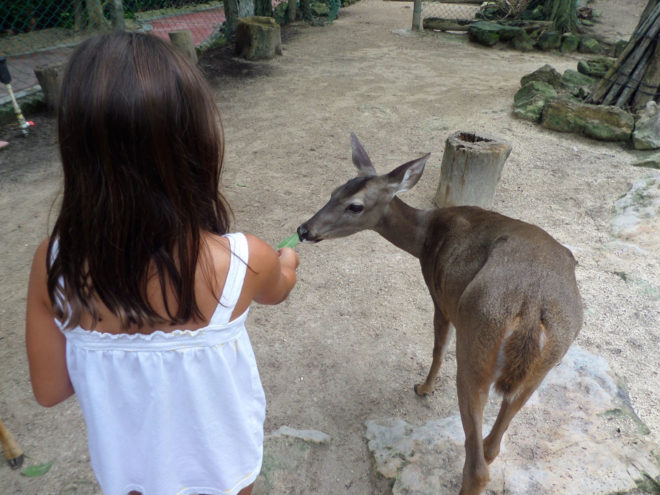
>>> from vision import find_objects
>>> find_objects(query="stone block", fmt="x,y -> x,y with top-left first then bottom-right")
633,101 -> 660,150
467,21 -> 501,47
536,30 -> 561,51
520,64 -> 562,89
235,16 -> 282,61
513,81 -> 558,122
542,98 -> 634,141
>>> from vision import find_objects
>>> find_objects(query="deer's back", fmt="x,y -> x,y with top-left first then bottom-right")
420,206 -> 582,347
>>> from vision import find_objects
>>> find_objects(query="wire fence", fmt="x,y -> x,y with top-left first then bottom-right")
0,0 -> 340,106
421,0 -> 481,25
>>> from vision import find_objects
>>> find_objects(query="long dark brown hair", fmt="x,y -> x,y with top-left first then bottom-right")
48,31 -> 232,330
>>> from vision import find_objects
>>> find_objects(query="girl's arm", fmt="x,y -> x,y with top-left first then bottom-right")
25,239 -> 74,407
245,234 -> 299,306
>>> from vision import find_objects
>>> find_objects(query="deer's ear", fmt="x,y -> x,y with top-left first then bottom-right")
387,153 -> 430,195
351,133 -> 377,177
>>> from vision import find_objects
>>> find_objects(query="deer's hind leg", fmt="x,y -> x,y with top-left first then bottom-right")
414,307 -> 452,396
456,356 -> 491,495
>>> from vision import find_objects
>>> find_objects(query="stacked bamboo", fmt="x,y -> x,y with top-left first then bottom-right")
589,1 -> 660,111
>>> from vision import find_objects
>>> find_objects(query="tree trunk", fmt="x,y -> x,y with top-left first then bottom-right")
549,0 -> 578,34
224,0 -> 240,35
86,0 -> 110,30
434,131 -> 511,209
255,0 -> 273,17
73,0 -> 84,32
110,0 -> 125,30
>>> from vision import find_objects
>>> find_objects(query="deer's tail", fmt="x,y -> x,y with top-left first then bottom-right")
494,320 -> 543,396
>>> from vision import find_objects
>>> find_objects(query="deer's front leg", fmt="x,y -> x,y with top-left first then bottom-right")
414,309 -> 451,396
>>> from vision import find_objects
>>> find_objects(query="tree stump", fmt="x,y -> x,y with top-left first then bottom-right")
34,62 -> 64,112
434,131 -> 511,209
235,16 -> 282,61
169,30 -> 198,64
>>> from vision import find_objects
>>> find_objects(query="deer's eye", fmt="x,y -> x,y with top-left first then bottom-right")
347,203 -> 364,213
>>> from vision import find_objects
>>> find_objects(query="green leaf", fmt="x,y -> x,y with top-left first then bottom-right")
277,233 -> 300,249
21,461 -> 52,477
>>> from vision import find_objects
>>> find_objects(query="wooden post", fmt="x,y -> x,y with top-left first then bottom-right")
110,0 -> 125,30
412,0 -> 422,31
169,30 -> 198,64
434,131 -> 511,209
34,63 -> 64,113
288,0 -> 297,23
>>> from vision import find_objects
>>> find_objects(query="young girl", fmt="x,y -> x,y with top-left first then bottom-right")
25,31 -> 299,495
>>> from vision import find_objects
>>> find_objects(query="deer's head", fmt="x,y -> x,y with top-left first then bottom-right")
297,133 -> 430,242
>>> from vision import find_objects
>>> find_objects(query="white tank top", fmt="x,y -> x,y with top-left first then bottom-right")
56,233 -> 265,495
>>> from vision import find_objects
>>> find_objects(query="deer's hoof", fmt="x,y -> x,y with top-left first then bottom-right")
414,383 -> 431,397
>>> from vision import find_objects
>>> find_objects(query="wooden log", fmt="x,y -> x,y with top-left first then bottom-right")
34,62 -> 64,113
169,30 -> 198,64
434,131 -> 511,209
423,18 -> 475,31
0,418 -> 24,469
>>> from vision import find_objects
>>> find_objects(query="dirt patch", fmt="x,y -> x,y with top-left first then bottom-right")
1,1 -> 657,494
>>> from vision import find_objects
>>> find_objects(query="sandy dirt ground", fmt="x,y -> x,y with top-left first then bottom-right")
0,0 -> 657,493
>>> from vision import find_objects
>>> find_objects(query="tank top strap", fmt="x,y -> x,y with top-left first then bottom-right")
211,232 -> 249,325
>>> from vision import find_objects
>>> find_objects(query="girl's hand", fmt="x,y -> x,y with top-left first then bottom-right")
277,247 -> 300,271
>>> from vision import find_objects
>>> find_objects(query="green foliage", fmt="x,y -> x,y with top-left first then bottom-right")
0,0 -> 75,33
21,462 -> 53,477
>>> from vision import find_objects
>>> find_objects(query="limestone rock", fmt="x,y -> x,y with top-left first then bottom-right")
561,69 -> 596,90
611,172 -> 660,251
632,153 -> 660,169
254,426 -> 331,494
578,37 -> 601,54
513,81 -> 558,122
633,101 -> 660,150
520,64 -> 562,89
560,33 -> 579,53
235,16 -> 282,61
536,30 -> 561,51
542,98 -> 634,141
365,346 -> 660,495
577,56 -> 615,78
467,21 -> 501,47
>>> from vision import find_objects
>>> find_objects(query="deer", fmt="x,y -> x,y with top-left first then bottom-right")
297,134 -> 583,495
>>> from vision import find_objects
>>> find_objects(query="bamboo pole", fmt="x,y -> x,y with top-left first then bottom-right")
590,6 -> 660,103
600,10 -> 660,106
633,42 -> 660,109
615,41 -> 654,107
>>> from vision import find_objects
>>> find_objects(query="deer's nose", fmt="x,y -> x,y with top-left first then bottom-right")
297,225 -> 309,241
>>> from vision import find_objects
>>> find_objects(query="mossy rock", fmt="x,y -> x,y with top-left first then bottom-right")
520,64 -> 562,89
537,30 -> 561,51
310,1 -> 330,16
614,39 -> 628,58
561,69 -> 597,89
577,57 -> 614,78
513,81 -> 558,122
578,37 -> 601,54
560,33 -> 579,53
497,25 -> 524,42
542,98 -> 634,141
467,21 -> 501,47
511,30 -> 535,51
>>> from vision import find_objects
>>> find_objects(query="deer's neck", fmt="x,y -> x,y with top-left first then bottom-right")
374,197 -> 433,259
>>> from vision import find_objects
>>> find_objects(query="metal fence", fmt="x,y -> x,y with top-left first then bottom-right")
0,0 -> 339,106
